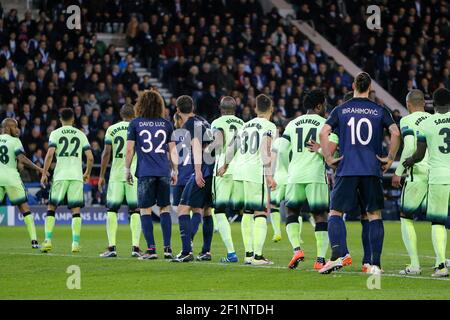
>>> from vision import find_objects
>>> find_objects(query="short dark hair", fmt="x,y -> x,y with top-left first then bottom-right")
433,88 -> 450,107
176,95 -> 194,114
60,108 -> 74,121
303,89 -> 326,110
120,103 -> 135,120
354,72 -> 371,93
255,94 -> 272,113
220,96 -> 236,111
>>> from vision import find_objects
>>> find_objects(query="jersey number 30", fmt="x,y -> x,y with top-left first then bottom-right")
347,117 -> 373,145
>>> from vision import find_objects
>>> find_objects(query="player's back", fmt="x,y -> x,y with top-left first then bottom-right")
106,121 -> 137,182
172,126 -> 194,186
211,115 -> 244,175
128,117 -> 174,178
283,114 -> 327,184
419,112 -> 450,184
0,134 -> 23,186
233,117 -> 277,183
326,97 -> 395,177
399,111 -> 429,179
49,126 -> 90,181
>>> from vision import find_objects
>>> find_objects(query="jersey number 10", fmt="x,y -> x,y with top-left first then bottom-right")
347,117 -> 373,145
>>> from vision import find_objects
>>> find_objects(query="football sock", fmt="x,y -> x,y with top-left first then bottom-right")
216,212 -> 235,253
340,217 -> 349,255
400,217 -> 419,268
328,215 -> 343,260
271,208 -> 281,236
140,214 -> 155,250
160,212 -> 172,248
431,224 -> 447,267
72,214 -> 81,244
22,212 -> 37,241
298,215 -> 303,240
286,215 -> 300,250
190,212 -> 202,241
130,212 -> 141,248
202,215 -> 213,253
253,216 -> 267,256
315,222 -> 328,258
369,219 -> 384,267
179,215 -> 192,254
44,210 -> 55,241
361,219 -> 371,264
106,211 -> 118,247
241,213 -> 254,253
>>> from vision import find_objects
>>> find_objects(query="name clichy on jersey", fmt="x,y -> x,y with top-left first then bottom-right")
61,128 -> 78,135
342,107 -> 379,116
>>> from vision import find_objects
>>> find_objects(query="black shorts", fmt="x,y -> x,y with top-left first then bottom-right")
179,175 -> 213,209
171,185 -> 185,206
330,176 -> 384,214
137,176 -> 171,208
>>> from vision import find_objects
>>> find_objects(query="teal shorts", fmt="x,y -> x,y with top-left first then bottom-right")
426,184 -> 450,225
286,183 -> 329,214
400,180 -> 427,218
0,183 -> 27,206
270,184 -> 286,206
49,180 -> 84,209
232,180 -> 269,212
212,175 -> 234,212
107,181 -> 138,211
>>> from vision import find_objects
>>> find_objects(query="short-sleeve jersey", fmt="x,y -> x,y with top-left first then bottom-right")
395,112 -> 429,182
48,126 -> 91,181
211,115 -> 244,176
325,97 -> 395,177
172,127 -> 194,186
416,112 -> 450,185
0,134 -> 24,186
182,115 -> 214,178
127,117 -> 174,178
271,136 -> 288,185
281,114 -> 327,184
105,121 -> 137,182
232,117 -> 277,183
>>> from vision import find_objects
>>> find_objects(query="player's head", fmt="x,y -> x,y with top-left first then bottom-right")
303,89 -> 326,117
1,118 -> 19,137
120,103 -> 135,121
352,72 -> 372,95
134,89 -> 165,119
173,112 -> 184,129
433,87 -> 450,114
255,94 -> 273,117
405,89 -> 425,112
219,96 -> 236,115
176,95 -> 194,115
60,107 -> 74,125
343,91 -> 354,102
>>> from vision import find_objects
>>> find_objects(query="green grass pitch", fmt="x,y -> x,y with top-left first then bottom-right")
1,221 -> 450,299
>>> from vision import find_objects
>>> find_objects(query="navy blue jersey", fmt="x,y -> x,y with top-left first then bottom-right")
326,97 -> 395,177
127,117 -> 174,178
182,115 -> 214,178
172,128 -> 194,186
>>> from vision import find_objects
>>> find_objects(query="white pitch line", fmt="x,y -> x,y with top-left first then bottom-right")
2,251 -> 450,282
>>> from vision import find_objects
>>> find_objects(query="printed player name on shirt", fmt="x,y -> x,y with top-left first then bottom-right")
109,125 -> 128,137
294,118 -> 321,126
138,121 -> 168,127
61,128 -> 78,135
342,107 -> 379,116
225,118 -> 244,125
415,115 -> 428,126
434,117 -> 450,125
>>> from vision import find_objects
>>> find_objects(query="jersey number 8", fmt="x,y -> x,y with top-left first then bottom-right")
0,145 -> 9,164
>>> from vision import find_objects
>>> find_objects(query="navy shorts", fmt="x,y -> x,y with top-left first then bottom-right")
179,175 -> 213,209
330,176 -> 384,213
137,176 -> 171,208
171,185 -> 185,206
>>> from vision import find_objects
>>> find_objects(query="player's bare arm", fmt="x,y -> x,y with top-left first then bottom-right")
392,131 -> 415,188
403,140 -> 427,169
319,124 -> 343,169
261,135 -> 276,191
98,144 -> 112,192
125,140 -> 135,185
17,153 -> 46,175
40,146 -> 55,188
217,131 -> 240,176
307,140 -> 338,155
83,149 -> 94,183
168,141 -> 178,185
191,137 -> 205,188
376,123 -> 401,173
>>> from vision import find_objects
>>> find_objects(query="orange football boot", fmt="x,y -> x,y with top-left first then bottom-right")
288,250 -> 305,269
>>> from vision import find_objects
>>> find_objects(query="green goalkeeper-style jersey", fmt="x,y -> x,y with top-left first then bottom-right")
417,112 -> 450,185
105,121 -> 137,182
281,113 -> 328,184
271,137 -> 288,185
48,125 -> 90,182
232,117 -> 277,183
395,111 -> 429,182
0,134 -> 24,186
211,115 -> 244,177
